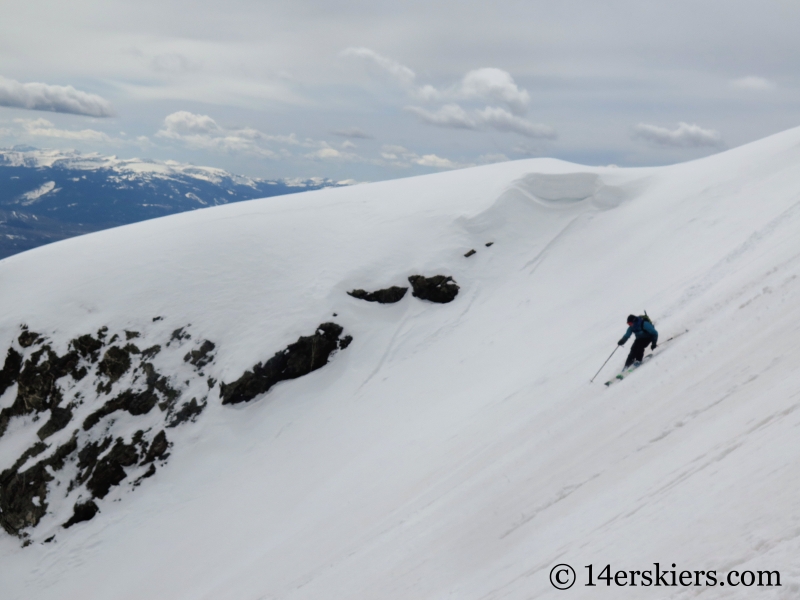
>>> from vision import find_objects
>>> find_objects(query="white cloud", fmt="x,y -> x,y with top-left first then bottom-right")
341,140 -> 357,149
342,48 -> 532,114
459,69 -> 530,115
160,111 -> 223,136
156,111 -> 304,158
304,144 -> 363,162
342,49 -> 552,141
14,117 -> 112,142
730,76 -> 776,91
413,154 -> 461,169
405,103 -> 556,139
477,107 -> 556,139
415,85 -> 442,102
377,144 -> 468,170
0,76 -> 113,117
382,144 -> 409,154
633,122 -> 723,148
156,113 -> 363,162
341,47 -> 416,85
331,127 -> 373,139
404,104 -> 477,129
307,147 -> 342,159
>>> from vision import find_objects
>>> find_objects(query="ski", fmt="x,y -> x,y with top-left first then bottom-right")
605,354 -> 652,386
604,329 -> 689,387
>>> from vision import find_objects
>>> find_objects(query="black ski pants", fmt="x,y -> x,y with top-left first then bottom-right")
625,335 -> 653,367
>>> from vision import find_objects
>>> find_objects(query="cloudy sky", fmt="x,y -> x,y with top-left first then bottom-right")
1,0 -> 799,181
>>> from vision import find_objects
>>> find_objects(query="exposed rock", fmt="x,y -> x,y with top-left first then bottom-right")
83,388 -> 159,430
0,348 -> 22,398
86,438 -> 139,499
36,406 -> 73,440
485,242 -> 494,247
75,437 -> 113,487
18,330 -> 43,348
0,436 -> 77,536
17,347 -> 63,411
0,322 -> 218,541
63,500 -> 99,528
70,334 -> 103,362
464,249 -> 476,257
97,346 -> 132,384
408,275 -> 460,304
133,464 -> 156,487
144,431 -> 169,463
12,442 -> 48,471
0,348 -> 23,442
170,327 -> 191,344
0,345 -> 80,438
168,398 -> 205,427
220,323 -> 350,405
347,286 -> 408,304
141,345 -> 161,359
184,340 -> 216,368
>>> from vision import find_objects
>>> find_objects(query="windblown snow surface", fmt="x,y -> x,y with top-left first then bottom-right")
2,127 -> 800,599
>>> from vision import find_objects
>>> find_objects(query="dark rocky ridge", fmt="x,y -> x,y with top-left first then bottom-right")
0,318 -> 352,543
0,325 -> 202,540
347,287 -> 408,304
220,323 -> 352,405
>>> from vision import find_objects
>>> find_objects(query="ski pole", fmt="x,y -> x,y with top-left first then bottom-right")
659,329 -> 689,347
642,329 -> 689,360
590,345 -> 619,383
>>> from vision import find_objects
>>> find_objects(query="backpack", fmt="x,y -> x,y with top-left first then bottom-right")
640,311 -> 653,324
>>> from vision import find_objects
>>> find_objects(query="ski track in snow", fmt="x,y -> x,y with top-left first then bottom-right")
2,131 -> 800,598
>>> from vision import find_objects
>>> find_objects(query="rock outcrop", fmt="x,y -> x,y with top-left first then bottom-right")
408,275 -> 460,303
0,318 -> 351,543
220,323 -> 352,405
347,286 -> 408,304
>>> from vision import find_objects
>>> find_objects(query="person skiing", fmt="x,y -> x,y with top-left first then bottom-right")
618,314 -> 658,368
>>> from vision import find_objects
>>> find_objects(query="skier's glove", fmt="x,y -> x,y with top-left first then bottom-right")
617,339 -> 625,346
651,341 -> 657,350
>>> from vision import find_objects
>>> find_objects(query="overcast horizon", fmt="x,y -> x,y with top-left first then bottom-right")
2,0 -> 799,182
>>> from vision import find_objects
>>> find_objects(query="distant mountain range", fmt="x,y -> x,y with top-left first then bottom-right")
0,146 -> 355,259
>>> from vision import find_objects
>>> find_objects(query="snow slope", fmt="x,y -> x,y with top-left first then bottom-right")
2,126 -> 800,599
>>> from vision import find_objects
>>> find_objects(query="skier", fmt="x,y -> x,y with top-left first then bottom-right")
618,314 -> 658,368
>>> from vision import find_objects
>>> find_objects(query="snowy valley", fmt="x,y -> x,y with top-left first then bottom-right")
1,127 -> 800,599
0,147 -> 352,259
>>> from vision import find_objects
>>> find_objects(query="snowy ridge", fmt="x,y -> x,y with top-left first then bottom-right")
2,128 -> 800,598
0,147 -> 355,188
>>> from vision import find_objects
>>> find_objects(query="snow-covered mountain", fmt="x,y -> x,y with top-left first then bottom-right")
0,146 -> 355,259
2,127 -> 800,599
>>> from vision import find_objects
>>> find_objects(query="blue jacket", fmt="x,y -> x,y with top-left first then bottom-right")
619,317 -> 658,345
